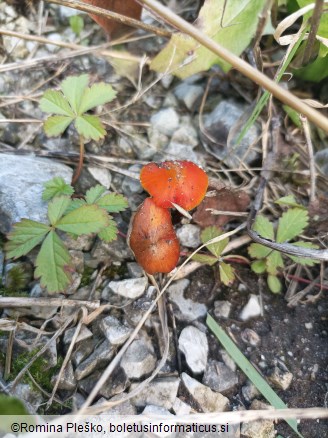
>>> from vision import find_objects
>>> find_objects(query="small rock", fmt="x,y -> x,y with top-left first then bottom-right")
29,283 -> 58,320
63,325 -> 93,345
220,350 -> 237,372
12,383 -> 43,414
241,401 -> 275,438
130,377 -> 180,410
0,154 -> 73,234
127,262 -> 143,278
63,234 -> 94,251
99,367 -> 129,399
213,301 -> 232,319
172,397 -> 192,416
179,326 -> 208,373
95,395 -> 136,415
120,339 -> 157,379
239,295 -> 261,321
315,148 -> 328,176
124,286 -> 157,326
88,167 -> 112,189
174,83 -> 204,110
100,315 -> 132,345
168,279 -> 207,322
72,339 -> 94,366
69,250 -> 84,273
241,328 -> 261,347
75,341 -> 114,380
242,382 -> 260,403
181,373 -> 229,412
203,360 -> 238,393
105,277 -> 148,300
92,236 -> 133,264
142,405 -> 175,438
51,361 -> 76,391
176,224 -> 201,248
72,392 -> 86,410
267,364 -> 293,390
150,108 -> 179,136
122,164 -> 142,196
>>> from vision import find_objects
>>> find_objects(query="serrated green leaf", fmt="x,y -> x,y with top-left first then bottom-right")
191,253 -> 217,266
0,395 -> 31,431
266,250 -> 284,275
267,274 -> 282,294
287,241 -> 320,266
61,74 -> 89,114
39,90 -> 74,116
201,226 -> 228,257
275,195 -> 304,209
219,261 -> 235,286
5,220 -> 50,259
44,115 -> 73,136
276,208 -> 309,243
151,0 -> 266,78
248,243 -> 272,259
75,115 -> 106,141
253,215 -> 274,240
98,218 -> 118,242
251,259 -> 266,274
64,198 -> 86,214
56,205 -> 109,235
35,231 -> 71,293
42,177 -> 74,201
96,192 -> 129,212
85,185 -> 106,204
48,196 -> 72,226
69,15 -> 84,36
79,83 -> 117,114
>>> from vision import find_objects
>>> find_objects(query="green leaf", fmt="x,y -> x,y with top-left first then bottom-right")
282,105 -> 302,128
201,226 -> 228,258
191,253 -> 218,266
42,177 -> 74,201
5,220 -> 50,259
79,83 -> 117,114
275,195 -> 304,209
0,395 -> 31,431
206,314 -> 303,437
64,198 -> 86,214
98,218 -> 118,242
47,196 -> 72,226
69,15 -> 84,36
151,0 -> 266,78
266,250 -> 284,275
56,205 -> 109,235
287,241 -> 320,266
75,115 -> 106,141
219,261 -> 235,286
267,274 -> 282,294
96,192 -> 129,213
253,215 -> 274,240
35,231 -> 71,293
251,259 -> 266,274
248,243 -> 272,259
276,208 -> 308,243
39,90 -> 74,116
44,115 -> 73,136
61,74 -> 89,114
85,185 -> 106,204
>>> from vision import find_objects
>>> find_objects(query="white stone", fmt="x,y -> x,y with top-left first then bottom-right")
120,339 -> 156,379
150,108 -> 179,136
130,377 -> 180,410
176,224 -> 201,248
100,316 -> 132,345
179,326 -> 208,373
88,167 -> 112,189
168,279 -> 207,322
239,294 -> 261,321
107,277 -> 148,299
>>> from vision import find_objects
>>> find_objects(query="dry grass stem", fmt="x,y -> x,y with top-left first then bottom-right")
0,297 -> 100,310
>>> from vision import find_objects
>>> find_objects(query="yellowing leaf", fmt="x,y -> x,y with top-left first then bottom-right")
35,230 -> 71,293
44,115 -> 73,137
151,0 -> 266,78
276,208 -> 308,243
251,259 -> 266,274
219,261 -> 235,285
47,196 -> 72,226
191,253 -> 217,266
61,74 -> 89,114
79,83 -> 117,114
56,205 -> 109,235
275,195 -> 304,208
266,250 -> 284,275
75,115 -> 106,141
5,220 -> 50,259
40,90 -> 74,116
267,274 -> 282,294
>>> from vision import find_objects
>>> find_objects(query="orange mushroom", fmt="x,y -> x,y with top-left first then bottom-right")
140,161 -> 208,211
128,198 -> 180,275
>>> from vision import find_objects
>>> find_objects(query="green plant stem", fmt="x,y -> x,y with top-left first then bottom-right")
72,136 -> 85,185
302,0 -> 324,65
138,0 -> 328,134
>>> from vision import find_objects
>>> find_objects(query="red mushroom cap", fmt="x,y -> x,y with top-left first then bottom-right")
140,160 -> 208,211
128,198 -> 180,275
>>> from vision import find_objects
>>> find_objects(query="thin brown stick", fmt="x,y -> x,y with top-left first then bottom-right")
72,136 -> 85,185
43,0 -> 171,37
302,0 -> 324,65
138,0 -> 328,134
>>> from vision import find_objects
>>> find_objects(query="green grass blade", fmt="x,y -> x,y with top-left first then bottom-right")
206,314 -> 304,437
